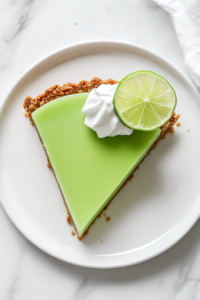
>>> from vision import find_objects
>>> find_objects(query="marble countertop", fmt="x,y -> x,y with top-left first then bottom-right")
1,0 -> 200,299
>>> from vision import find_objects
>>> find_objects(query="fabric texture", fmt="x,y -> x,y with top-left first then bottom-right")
154,0 -> 200,86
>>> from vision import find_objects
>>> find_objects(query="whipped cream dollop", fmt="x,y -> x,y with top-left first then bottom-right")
82,84 -> 133,138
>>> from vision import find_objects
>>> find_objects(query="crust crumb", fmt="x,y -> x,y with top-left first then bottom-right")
103,205 -> 108,211
71,230 -> 75,236
83,230 -> 89,237
187,129 -> 190,132
128,173 -> 134,181
106,216 -> 110,222
176,121 -> 181,126
174,113 -> 180,120
67,215 -> 71,223
47,161 -> 51,168
168,125 -> 174,134
101,240 -> 103,243
75,22 -> 77,25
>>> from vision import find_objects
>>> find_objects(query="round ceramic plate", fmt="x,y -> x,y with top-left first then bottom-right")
0,41 -> 200,268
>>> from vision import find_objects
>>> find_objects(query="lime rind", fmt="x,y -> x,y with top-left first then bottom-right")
114,71 -> 177,131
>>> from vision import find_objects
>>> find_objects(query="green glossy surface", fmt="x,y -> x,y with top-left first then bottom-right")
32,93 -> 161,236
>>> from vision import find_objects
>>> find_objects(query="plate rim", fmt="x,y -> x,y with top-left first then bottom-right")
0,40 -> 200,269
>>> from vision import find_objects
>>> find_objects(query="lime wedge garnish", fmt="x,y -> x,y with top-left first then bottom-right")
114,71 -> 177,131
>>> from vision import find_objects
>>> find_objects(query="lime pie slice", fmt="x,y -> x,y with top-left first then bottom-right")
23,76 -> 179,239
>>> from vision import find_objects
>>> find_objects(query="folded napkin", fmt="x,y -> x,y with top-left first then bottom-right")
154,0 -> 200,87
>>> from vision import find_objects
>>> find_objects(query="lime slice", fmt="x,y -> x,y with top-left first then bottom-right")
114,71 -> 177,131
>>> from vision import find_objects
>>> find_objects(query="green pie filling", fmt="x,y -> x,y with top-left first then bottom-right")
32,93 -> 161,237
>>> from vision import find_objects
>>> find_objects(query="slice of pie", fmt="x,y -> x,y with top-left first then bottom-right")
23,77 -> 179,239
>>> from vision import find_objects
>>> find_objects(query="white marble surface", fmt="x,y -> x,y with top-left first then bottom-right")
0,0 -> 200,299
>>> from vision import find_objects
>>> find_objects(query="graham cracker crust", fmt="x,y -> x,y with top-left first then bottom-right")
23,77 -> 119,124
23,77 -> 180,239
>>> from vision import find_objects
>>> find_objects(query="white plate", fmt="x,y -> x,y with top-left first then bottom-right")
0,41 -> 200,269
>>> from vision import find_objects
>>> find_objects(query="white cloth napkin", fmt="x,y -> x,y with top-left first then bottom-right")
154,0 -> 200,87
